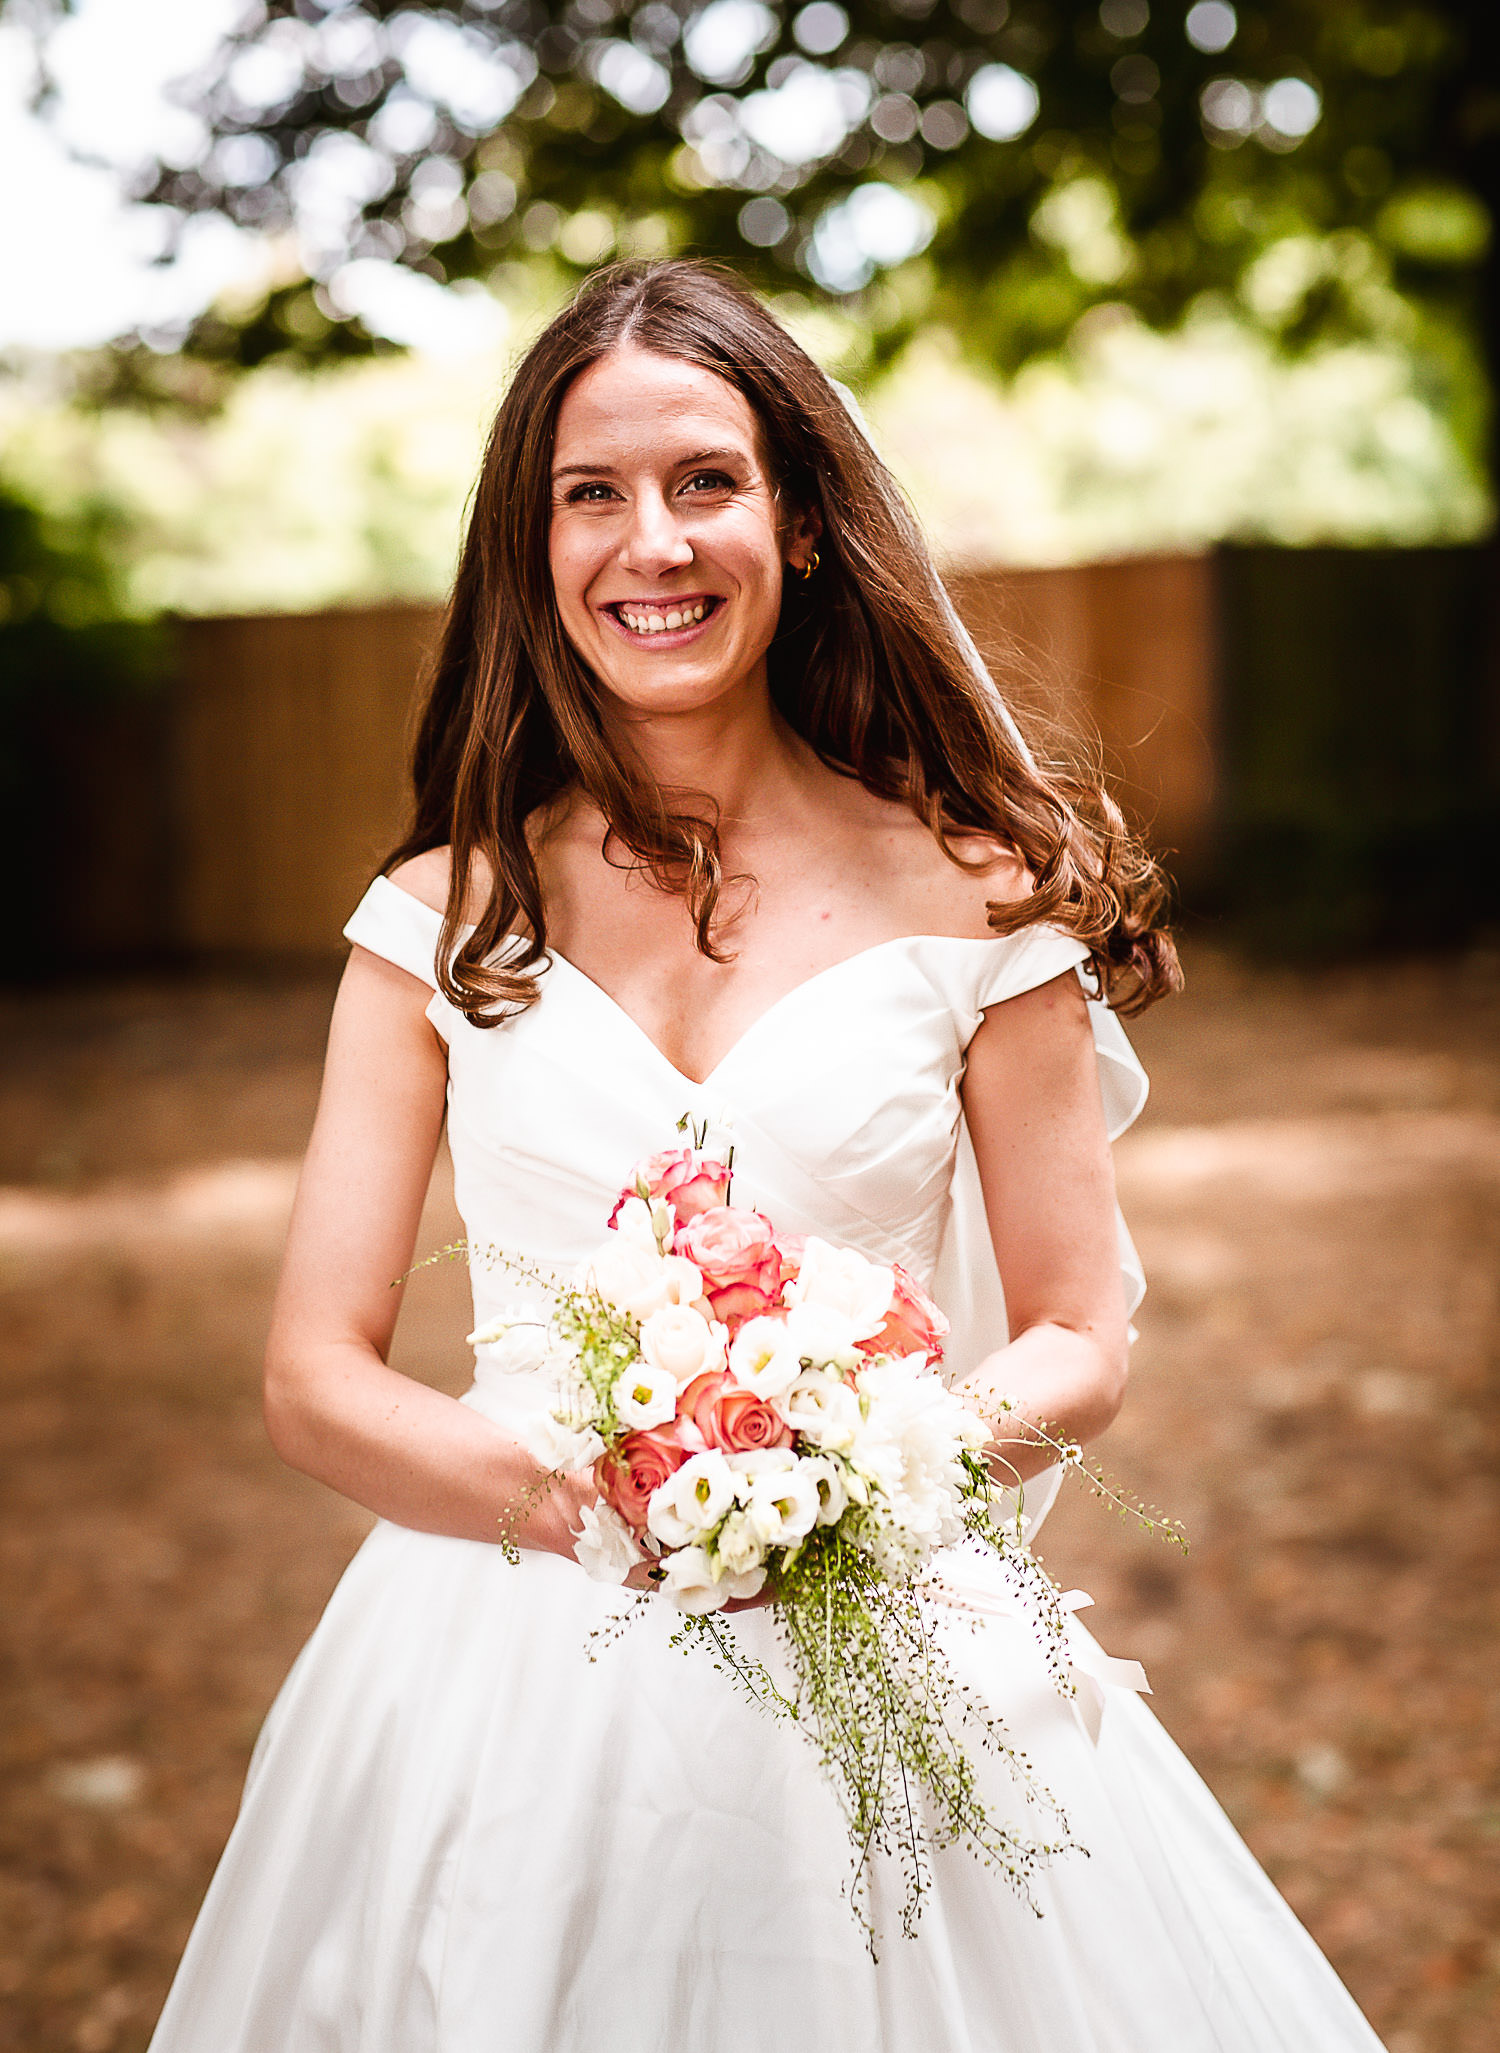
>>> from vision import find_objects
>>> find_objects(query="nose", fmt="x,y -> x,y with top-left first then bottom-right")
618,485 -> 694,578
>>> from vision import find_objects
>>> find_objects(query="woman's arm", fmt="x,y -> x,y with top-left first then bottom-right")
262,944 -> 591,1555
957,968 -> 1130,1482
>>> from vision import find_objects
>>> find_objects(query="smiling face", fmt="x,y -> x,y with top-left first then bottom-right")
548,346 -> 817,725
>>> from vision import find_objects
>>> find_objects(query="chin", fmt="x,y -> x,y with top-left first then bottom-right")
593,656 -> 760,719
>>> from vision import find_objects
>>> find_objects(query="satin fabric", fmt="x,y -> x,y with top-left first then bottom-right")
147,878 -> 1386,2052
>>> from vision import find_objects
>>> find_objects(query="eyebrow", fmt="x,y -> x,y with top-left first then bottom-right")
551,446 -> 745,481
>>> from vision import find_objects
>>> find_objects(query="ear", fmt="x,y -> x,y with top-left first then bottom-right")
784,499 -> 823,574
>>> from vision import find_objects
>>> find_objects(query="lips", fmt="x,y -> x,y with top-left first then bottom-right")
604,595 -> 722,640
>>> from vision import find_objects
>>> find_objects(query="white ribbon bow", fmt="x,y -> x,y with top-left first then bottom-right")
924,1558 -> 1151,1746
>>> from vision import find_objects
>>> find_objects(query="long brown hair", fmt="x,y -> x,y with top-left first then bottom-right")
388,259 -> 1180,1020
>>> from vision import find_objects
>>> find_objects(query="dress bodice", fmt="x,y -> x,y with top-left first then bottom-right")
346,876 -> 1147,1432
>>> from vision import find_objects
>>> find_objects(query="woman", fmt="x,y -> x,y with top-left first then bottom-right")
149,261 -> 1385,2051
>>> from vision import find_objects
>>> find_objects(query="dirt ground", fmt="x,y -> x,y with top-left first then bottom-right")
0,941 -> 1497,2052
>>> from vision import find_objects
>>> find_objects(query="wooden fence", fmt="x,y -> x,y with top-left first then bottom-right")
26,540 -> 1496,971
134,554 -> 1214,960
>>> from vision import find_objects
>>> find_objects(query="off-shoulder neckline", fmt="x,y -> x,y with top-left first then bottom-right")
365,875 -> 1087,1093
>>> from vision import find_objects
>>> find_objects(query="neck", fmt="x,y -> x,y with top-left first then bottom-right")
603,676 -> 808,840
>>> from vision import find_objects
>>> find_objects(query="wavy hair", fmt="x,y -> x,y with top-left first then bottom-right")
387,259 -> 1180,1020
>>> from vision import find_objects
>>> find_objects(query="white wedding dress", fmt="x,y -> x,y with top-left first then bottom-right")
148,876 -> 1387,2052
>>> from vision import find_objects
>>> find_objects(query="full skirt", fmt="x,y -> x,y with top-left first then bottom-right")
147,1516 -> 1387,2053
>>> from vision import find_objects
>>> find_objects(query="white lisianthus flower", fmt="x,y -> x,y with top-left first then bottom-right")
725,1445 -> 797,1497
660,1544 -> 730,1614
613,1193 -> 675,1251
612,1361 -> 679,1431
727,1315 -> 801,1398
782,1301 -> 862,1370
745,1462 -> 823,1547
640,1304 -> 728,1385
783,1236 -> 895,1340
799,1453 -> 850,1526
714,1508 -> 767,1577
776,1368 -> 863,1452
572,1501 -> 641,1584
718,1561 -> 766,1600
466,1311 -> 551,1374
522,1411 -> 606,1474
647,1450 -> 737,1548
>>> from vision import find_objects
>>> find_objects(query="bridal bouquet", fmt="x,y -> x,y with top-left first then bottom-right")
471,1133 -> 1085,1938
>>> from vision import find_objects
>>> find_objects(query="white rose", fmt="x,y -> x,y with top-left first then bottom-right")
572,1501 -> 640,1584
612,1194 -> 674,1251
640,1304 -> 728,1386
783,1237 -> 894,1340
782,1301 -> 862,1370
522,1411 -> 606,1474
799,1453 -> 849,1527
647,1450 -> 737,1548
612,1361 -> 679,1431
714,1508 -> 766,1576
727,1315 -> 802,1398
466,1312 -> 551,1374
745,1463 -> 823,1547
659,1255 -> 708,1308
585,1236 -> 673,1319
660,1545 -> 730,1614
776,1369 -> 863,1452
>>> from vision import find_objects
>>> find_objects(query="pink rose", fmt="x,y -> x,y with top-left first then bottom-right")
680,1370 -> 793,1455
673,1206 -> 783,1327
861,1263 -> 950,1363
596,1424 -> 688,1534
610,1148 -> 730,1230
773,1232 -> 806,1289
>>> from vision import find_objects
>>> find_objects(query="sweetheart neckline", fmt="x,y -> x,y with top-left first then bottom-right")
371,875 -> 1056,1093
541,930 -> 1005,1092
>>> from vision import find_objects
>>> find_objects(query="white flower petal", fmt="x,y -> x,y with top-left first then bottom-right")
572,1501 -> 640,1583
647,1450 -> 737,1548
660,1544 -> 730,1613
727,1315 -> 801,1397
783,1237 -> 894,1338
523,1412 -> 605,1473
612,1361 -> 680,1431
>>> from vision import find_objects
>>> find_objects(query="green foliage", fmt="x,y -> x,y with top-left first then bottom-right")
0,483 -> 166,751
18,0 -> 1492,379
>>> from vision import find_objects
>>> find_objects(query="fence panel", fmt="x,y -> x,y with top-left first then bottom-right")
43,558 -> 1216,963
172,606 -> 441,955
947,556 -> 1217,876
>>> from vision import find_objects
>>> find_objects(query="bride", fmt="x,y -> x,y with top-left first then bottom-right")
148,260 -> 1386,2051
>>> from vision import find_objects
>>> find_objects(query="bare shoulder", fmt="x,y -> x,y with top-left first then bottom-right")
386,847 -> 451,913
835,785 -> 1032,942
386,846 -> 496,921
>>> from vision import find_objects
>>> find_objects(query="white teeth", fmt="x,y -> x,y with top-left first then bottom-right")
616,601 -> 710,636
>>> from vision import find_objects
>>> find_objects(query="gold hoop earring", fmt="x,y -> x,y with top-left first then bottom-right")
798,550 -> 820,580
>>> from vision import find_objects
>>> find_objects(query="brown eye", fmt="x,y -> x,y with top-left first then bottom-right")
681,470 -> 734,495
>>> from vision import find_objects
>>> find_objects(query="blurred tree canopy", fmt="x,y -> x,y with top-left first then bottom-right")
16,0 -> 1497,393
